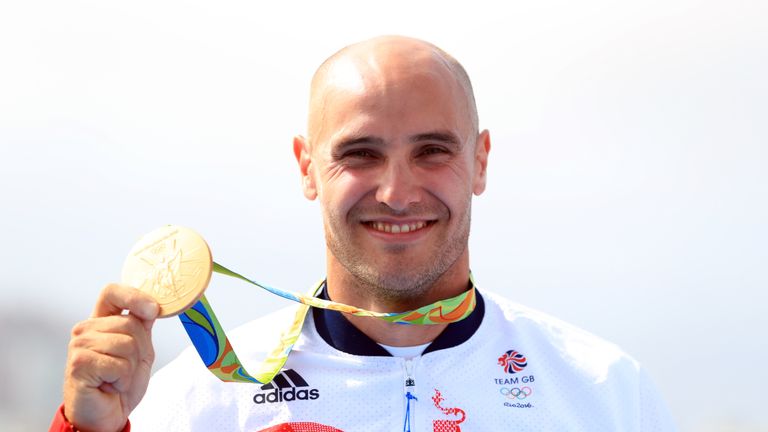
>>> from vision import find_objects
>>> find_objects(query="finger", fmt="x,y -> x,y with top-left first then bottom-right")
98,382 -> 120,394
67,347 -> 136,392
71,330 -> 139,366
70,328 -> 150,369
92,283 -> 159,323
71,315 -> 154,362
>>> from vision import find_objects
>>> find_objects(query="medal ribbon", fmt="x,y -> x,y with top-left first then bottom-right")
179,262 -> 477,384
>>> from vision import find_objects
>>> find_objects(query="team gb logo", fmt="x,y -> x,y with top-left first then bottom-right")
498,350 -> 528,374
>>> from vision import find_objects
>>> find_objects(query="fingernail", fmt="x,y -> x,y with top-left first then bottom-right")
141,301 -> 159,318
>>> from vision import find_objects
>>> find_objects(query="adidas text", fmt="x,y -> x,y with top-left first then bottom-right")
253,388 -> 320,404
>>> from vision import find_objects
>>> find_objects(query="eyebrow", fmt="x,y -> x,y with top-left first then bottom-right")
335,135 -> 385,150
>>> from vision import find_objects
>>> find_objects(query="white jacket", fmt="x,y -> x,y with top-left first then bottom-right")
132,288 -> 677,431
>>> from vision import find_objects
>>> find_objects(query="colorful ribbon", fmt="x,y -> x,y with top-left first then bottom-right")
179,262 -> 477,384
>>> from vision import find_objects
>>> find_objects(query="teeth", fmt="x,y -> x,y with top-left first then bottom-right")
368,221 -> 428,234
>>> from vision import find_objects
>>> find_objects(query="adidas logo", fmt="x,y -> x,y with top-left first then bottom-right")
253,369 -> 320,404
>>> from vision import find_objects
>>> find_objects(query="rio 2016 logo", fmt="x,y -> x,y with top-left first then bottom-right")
498,350 -> 527,374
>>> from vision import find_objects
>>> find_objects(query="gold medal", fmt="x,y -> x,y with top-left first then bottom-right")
121,226 -> 213,318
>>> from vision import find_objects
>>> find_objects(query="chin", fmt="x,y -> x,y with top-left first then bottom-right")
353,265 -> 440,301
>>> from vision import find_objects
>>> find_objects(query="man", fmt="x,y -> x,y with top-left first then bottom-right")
52,36 -> 676,431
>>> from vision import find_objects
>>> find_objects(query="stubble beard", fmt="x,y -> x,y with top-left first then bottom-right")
324,202 -> 472,304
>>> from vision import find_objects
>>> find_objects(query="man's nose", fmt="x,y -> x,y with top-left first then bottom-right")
374,160 -> 422,212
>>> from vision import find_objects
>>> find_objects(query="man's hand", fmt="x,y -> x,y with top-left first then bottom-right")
63,284 -> 159,432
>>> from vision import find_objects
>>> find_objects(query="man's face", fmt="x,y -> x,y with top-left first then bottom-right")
298,59 -> 489,301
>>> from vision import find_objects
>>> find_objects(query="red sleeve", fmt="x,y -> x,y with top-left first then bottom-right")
49,404 -> 131,432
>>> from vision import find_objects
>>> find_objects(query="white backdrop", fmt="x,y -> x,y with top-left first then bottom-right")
1,1 -> 766,431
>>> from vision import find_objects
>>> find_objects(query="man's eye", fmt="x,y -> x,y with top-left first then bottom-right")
345,149 -> 377,158
420,146 -> 449,156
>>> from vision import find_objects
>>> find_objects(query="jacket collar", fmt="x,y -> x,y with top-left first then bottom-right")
312,282 -> 485,356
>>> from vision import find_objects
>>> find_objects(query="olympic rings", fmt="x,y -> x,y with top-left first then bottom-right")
499,386 -> 532,399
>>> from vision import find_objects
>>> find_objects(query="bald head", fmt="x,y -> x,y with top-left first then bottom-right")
307,36 -> 479,145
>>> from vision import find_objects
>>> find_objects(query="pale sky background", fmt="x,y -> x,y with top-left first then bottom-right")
1,0 -> 766,431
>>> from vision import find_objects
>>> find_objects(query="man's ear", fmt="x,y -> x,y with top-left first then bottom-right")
293,135 -> 317,200
473,129 -> 491,195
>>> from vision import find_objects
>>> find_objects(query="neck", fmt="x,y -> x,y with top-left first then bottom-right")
325,251 -> 471,347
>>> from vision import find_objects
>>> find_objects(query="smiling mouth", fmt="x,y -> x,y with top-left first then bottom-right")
364,220 -> 435,234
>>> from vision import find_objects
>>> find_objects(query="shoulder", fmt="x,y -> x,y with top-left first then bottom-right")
441,290 -> 676,430
479,289 -> 640,380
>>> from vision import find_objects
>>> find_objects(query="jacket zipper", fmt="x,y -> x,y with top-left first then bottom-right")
403,358 -> 418,432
